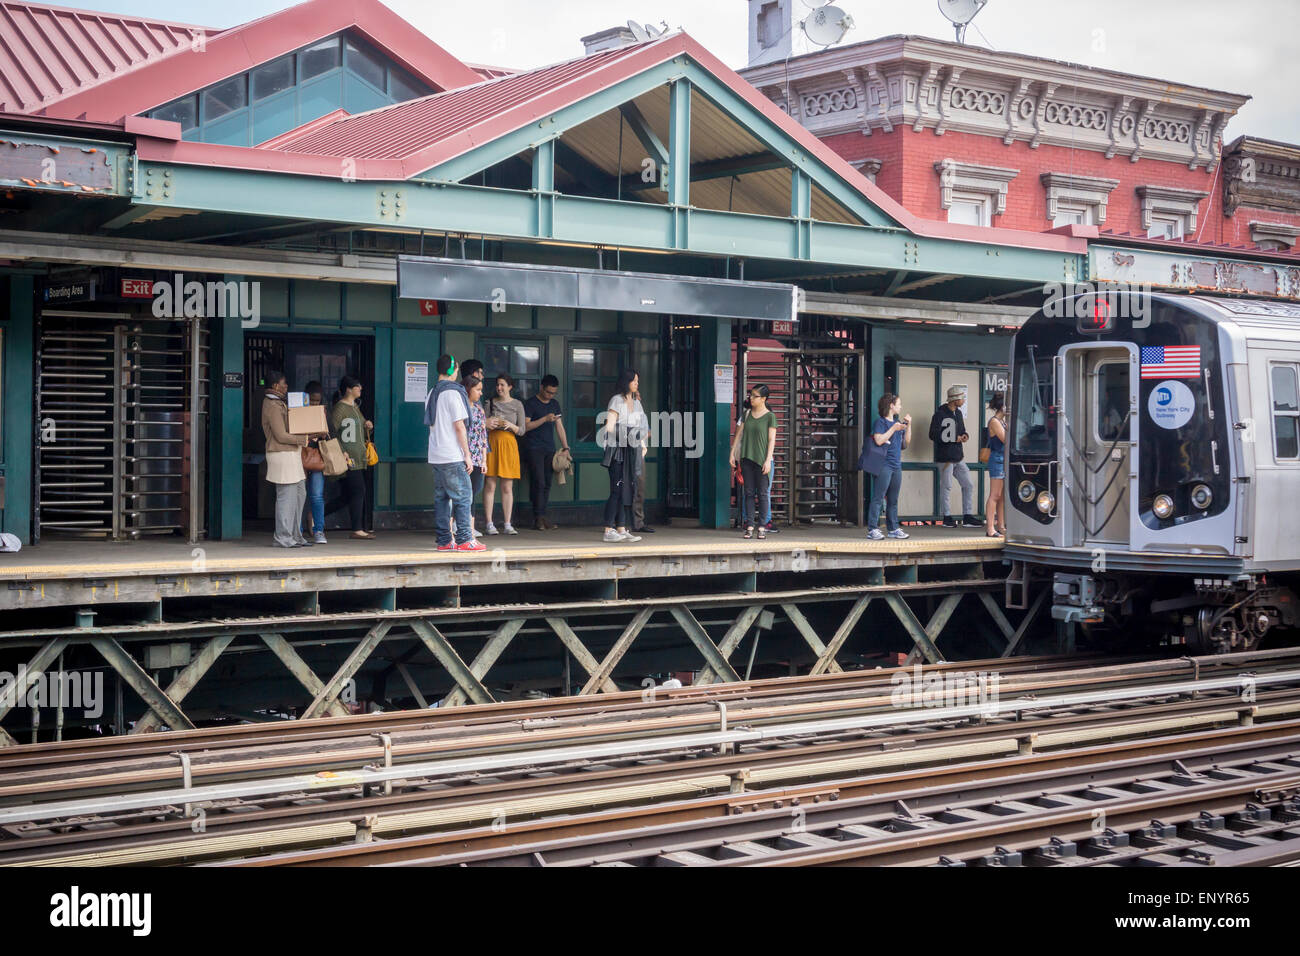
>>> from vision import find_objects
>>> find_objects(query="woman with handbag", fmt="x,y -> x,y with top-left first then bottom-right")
299,381 -> 330,544
601,369 -> 645,543
330,375 -> 376,540
729,384 -> 777,540
463,372 -> 489,539
984,392 -> 1008,538
864,393 -> 911,540
484,374 -> 525,535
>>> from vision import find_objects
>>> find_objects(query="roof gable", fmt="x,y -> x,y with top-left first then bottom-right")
0,0 -> 207,113
33,0 -> 481,122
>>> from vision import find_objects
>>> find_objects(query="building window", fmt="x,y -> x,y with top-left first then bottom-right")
150,95 -> 198,131
300,37 -> 342,81
1137,185 -> 1207,238
252,56 -> 295,101
947,191 -> 992,227
202,75 -> 247,122
1147,216 -> 1185,240
1272,365 -> 1300,461
571,345 -> 628,446
935,159 -> 1018,223
484,343 -> 542,403
1249,221 -> 1300,252
345,37 -> 387,91
1041,172 -> 1119,226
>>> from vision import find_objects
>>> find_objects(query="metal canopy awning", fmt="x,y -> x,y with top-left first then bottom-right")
397,256 -> 799,323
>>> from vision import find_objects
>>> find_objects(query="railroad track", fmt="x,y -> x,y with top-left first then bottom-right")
1,649 -> 1298,866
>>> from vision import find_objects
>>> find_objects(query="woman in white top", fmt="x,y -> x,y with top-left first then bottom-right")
601,368 -> 646,543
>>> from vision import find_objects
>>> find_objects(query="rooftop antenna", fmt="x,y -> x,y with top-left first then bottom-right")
627,20 -> 668,43
800,1 -> 855,49
937,0 -> 988,44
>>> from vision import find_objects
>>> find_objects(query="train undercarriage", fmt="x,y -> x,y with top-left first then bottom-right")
1044,569 -> 1299,655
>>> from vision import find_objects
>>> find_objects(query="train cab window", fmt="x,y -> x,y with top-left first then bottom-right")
1096,362 -> 1129,442
1271,365 -> 1300,460
1012,350 -> 1055,457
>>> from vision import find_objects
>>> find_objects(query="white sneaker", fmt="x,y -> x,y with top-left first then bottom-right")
473,528 -> 483,538
504,524 -> 519,535
867,528 -> 884,539
888,529 -> 910,539
622,532 -> 641,542
485,523 -> 499,535
603,529 -> 623,542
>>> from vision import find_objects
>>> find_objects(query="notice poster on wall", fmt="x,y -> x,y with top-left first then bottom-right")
404,361 -> 429,403
713,364 -> 735,404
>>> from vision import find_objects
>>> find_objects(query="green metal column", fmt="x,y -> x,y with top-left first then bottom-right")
697,315 -> 731,528
2,276 -> 33,543
668,79 -> 691,249
209,313 -> 243,540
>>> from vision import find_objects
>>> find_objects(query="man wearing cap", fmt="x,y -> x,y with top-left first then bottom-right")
929,386 -> 980,529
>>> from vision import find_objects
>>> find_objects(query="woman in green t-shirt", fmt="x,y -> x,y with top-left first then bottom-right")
729,384 -> 778,540
330,375 -> 375,539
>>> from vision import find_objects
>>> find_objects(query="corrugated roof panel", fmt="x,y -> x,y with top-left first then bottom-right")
0,1 -> 203,113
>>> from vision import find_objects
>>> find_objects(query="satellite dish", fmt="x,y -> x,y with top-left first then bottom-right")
801,4 -> 854,48
937,0 -> 988,43
627,20 -> 667,43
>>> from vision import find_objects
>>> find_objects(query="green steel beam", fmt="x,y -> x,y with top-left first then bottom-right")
668,78 -> 691,250
533,140 -> 555,239
619,101 -> 669,171
698,315 -> 731,528
621,151 -> 786,194
132,163 -> 1080,284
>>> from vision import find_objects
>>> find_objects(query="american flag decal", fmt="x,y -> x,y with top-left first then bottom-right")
1140,345 -> 1201,380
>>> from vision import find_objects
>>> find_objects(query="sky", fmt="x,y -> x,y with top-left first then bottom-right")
65,0 -> 1300,143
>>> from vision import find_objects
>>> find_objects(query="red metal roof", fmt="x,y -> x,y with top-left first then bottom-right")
1098,229 -> 1300,262
269,43 -> 658,159
96,23 -> 1081,256
0,1 -> 208,113
16,0 -> 483,122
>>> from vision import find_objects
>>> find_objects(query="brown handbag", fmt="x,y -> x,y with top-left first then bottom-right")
979,447 -> 991,465
302,444 -> 325,472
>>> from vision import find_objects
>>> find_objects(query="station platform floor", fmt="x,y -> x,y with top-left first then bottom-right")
0,523 -> 1002,581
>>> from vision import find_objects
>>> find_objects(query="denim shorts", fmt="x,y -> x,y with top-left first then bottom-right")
988,451 -> 1005,480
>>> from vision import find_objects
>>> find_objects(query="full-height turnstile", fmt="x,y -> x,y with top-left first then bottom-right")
35,311 -> 208,542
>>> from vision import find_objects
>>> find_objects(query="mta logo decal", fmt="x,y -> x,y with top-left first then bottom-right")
1156,387 -> 1173,407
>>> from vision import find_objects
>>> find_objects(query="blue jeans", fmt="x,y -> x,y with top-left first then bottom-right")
432,462 -> 473,546
301,469 -> 325,535
739,469 -> 773,525
988,451 -> 1005,480
868,467 -> 902,533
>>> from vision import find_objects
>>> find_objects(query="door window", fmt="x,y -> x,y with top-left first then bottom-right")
1095,361 -> 1129,442
572,345 -> 628,445
483,343 -> 542,400
1271,364 -> 1299,460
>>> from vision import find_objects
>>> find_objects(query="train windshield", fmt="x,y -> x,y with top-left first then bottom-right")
1012,346 -> 1055,458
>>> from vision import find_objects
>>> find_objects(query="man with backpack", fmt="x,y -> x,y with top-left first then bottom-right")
929,385 -> 981,528
426,354 -> 485,552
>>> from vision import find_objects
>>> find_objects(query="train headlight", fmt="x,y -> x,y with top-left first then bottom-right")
1153,494 -> 1175,520
1190,484 -> 1213,511
1036,491 -> 1055,514
1018,480 -> 1036,503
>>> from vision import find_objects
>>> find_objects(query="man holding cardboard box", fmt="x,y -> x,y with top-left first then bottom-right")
262,370 -> 313,548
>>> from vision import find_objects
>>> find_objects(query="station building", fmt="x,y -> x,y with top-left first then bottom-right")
0,0 -> 1295,548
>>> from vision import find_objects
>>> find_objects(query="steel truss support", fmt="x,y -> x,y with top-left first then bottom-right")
302,621 -> 394,720
441,618 -> 527,708
259,633 -> 352,719
888,593 -> 956,665
132,634 -> 235,734
0,637 -> 68,746
999,588 -> 1049,658
810,596 -> 873,676
89,637 -> 195,732
410,620 -> 494,706
782,604 -> 843,675
580,608 -> 655,695
545,618 -> 620,695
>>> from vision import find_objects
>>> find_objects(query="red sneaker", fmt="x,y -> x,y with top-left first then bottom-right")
455,540 -> 487,552
436,542 -> 454,551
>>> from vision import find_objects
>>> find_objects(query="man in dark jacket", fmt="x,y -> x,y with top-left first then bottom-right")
929,386 -> 980,528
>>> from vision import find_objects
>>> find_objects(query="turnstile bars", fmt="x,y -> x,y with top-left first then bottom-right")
36,313 -> 208,542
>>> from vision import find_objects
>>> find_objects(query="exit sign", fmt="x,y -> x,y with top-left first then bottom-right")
771,321 -> 794,336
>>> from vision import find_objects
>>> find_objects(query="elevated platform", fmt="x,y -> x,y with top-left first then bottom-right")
0,525 -> 1001,621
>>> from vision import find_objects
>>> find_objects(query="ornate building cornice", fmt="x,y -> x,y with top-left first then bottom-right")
739,35 -> 1248,170
1223,136 -> 1300,216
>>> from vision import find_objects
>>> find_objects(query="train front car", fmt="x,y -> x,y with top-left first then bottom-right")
1005,290 -> 1300,653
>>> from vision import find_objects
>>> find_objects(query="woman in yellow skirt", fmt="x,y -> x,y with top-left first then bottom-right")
484,373 -> 525,534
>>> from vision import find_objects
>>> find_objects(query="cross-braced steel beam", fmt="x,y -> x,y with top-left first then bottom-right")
0,637 -> 69,746
89,637 -> 195,732
132,634 -> 235,734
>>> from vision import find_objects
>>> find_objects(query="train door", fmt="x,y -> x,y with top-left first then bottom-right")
1060,345 -> 1136,548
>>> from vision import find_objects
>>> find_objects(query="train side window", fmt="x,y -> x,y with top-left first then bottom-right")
1271,365 -> 1299,461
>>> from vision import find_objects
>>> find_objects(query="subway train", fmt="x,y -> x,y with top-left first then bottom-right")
1003,289 -> 1300,653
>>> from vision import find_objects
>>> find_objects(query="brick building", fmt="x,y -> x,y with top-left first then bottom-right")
738,10 -> 1300,255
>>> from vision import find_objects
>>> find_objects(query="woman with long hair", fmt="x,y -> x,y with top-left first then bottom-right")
329,374 -> 375,539
985,391 -> 1008,537
601,368 -> 645,543
729,384 -> 777,540
463,371 -> 488,538
865,392 -> 911,540
484,373 -> 525,535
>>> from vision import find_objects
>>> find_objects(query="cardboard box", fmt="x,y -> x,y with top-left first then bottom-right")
288,405 -> 328,435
